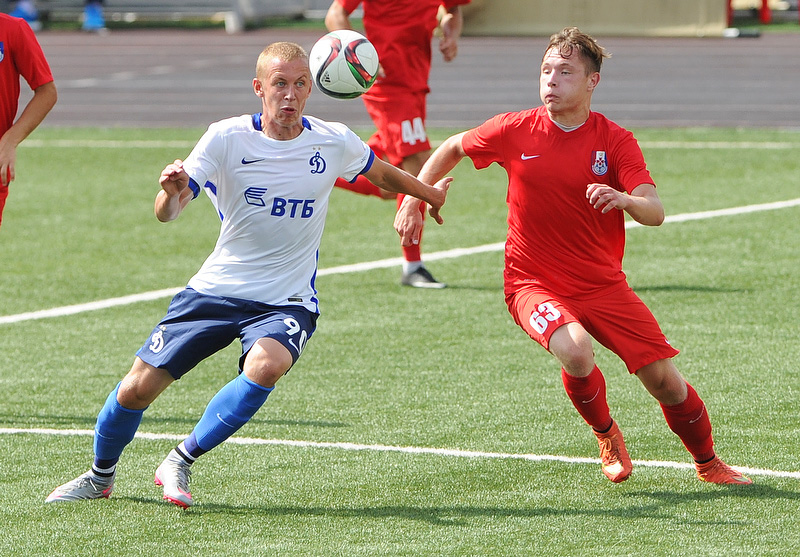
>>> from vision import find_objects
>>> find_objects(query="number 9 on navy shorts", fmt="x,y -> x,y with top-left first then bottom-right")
136,288 -> 318,379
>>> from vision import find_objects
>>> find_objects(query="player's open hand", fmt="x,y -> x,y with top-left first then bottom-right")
439,36 -> 458,62
427,176 -> 451,225
394,197 -> 425,247
395,177 -> 451,246
438,10 -> 460,62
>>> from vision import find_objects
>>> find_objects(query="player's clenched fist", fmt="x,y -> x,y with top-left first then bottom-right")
155,159 -> 193,222
159,159 -> 189,196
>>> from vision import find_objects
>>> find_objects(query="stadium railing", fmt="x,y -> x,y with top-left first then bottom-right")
32,0 -> 310,33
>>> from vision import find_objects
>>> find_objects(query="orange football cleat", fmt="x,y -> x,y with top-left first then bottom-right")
594,420 -> 633,483
696,456 -> 752,485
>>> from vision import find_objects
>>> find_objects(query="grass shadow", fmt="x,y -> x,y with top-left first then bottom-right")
628,483 -> 800,504
633,284 -> 748,294
114,496 -> 749,527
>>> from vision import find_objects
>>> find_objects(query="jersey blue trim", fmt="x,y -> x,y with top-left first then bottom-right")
188,178 -> 201,199
309,250 -> 320,313
202,180 -> 224,221
345,149 -> 376,184
361,149 -> 376,174
251,113 -> 311,131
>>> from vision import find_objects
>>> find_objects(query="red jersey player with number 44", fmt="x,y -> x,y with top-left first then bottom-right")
325,0 -> 469,289
395,27 -> 752,486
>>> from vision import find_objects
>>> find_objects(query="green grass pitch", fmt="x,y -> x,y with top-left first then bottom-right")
0,126 -> 799,555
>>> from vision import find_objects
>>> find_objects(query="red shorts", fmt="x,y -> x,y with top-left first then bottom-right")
362,92 -> 430,167
506,281 -> 680,374
0,185 -> 8,228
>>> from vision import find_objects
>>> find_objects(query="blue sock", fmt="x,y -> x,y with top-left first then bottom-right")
190,374 -> 273,453
92,382 -> 145,470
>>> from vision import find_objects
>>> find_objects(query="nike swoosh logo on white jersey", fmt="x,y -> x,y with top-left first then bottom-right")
520,154 -> 541,160
241,157 -> 266,165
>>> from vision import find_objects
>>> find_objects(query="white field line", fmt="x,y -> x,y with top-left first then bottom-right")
0,287 -> 184,325
638,140 -> 800,150
2,198 -> 800,325
626,197 -> 800,229
23,139 -> 198,149
1,427 -> 795,479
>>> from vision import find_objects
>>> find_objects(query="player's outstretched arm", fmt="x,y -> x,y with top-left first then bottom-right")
395,132 -> 467,246
155,159 -> 193,222
364,158 -> 450,213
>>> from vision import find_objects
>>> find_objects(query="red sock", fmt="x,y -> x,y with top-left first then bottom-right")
660,383 -> 715,462
398,194 -> 425,262
561,366 -> 612,432
334,176 -> 385,198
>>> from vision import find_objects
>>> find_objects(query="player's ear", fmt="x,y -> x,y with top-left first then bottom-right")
253,78 -> 264,98
588,72 -> 600,91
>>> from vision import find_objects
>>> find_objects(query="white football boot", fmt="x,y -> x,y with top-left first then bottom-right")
45,471 -> 114,503
154,450 -> 193,508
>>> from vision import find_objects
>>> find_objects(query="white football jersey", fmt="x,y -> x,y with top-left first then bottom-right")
182,113 -> 373,313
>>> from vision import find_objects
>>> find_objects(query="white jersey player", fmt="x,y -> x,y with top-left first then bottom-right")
46,41 -> 450,508
185,113 -> 372,311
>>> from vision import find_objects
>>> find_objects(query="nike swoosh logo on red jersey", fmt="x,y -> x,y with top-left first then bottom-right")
520,154 -> 541,160
581,388 -> 600,404
688,406 -> 706,424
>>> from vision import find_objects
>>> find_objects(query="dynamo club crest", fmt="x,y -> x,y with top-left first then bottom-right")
0,42 -> 4,64
591,150 -> 608,176
309,151 -> 326,174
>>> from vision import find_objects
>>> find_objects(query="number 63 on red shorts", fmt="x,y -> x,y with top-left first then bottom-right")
505,281 -> 680,374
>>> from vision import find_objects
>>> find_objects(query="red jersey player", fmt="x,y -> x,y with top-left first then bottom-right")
396,27 -> 752,485
324,0 -> 469,288
0,12 -> 56,229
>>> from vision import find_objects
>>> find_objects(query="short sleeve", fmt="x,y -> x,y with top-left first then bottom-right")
612,130 -> 655,193
182,122 -> 224,190
338,127 -> 374,182
462,113 -> 507,170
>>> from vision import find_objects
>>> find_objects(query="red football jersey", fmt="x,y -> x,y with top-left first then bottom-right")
0,14 -> 54,135
338,0 -> 469,97
462,106 -> 655,298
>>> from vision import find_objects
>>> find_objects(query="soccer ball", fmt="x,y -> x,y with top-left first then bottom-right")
309,30 -> 379,100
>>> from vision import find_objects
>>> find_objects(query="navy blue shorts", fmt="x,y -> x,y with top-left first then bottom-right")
136,288 -> 318,379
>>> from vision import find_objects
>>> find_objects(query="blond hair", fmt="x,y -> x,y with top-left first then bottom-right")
256,42 -> 308,79
545,27 -> 610,74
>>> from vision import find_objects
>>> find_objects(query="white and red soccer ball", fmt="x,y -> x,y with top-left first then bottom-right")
309,30 -> 379,100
